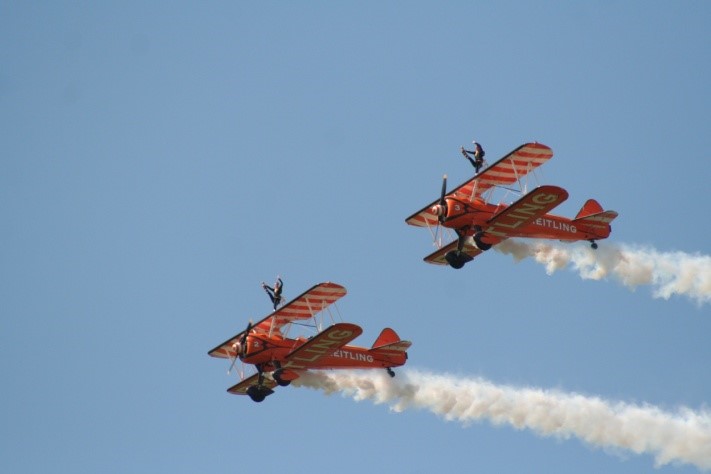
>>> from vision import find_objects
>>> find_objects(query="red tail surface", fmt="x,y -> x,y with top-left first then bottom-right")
372,328 -> 401,349
575,199 -> 604,219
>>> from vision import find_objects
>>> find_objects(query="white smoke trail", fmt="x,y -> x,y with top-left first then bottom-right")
293,369 -> 711,470
494,240 -> 711,306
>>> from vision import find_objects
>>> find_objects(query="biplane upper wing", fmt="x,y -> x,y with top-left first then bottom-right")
281,322 -> 363,369
208,282 -> 347,359
226,373 -> 278,395
406,143 -> 554,228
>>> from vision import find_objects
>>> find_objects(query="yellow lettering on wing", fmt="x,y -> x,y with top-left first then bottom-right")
492,216 -> 528,229
486,191 -> 561,235
291,353 -> 323,363
288,327 -> 354,364
486,228 -> 508,237
532,193 -> 559,205
509,202 -> 545,217
327,330 -> 354,340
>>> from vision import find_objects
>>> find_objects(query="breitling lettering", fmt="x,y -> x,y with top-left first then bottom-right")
495,203 -> 545,229
332,349 -> 374,363
533,218 -> 577,233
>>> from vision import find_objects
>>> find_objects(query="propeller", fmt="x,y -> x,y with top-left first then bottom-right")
434,174 -> 448,224
426,175 -> 449,245
227,320 -> 252,375
239,321 -> 252,358
227,353 -> 239,375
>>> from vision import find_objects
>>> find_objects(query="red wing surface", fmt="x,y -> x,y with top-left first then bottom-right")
283,323 -> 363,369
484,185 -> 568,239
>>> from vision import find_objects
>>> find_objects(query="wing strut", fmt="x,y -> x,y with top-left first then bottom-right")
304,296 -> 319,332
468,178 -> 480,202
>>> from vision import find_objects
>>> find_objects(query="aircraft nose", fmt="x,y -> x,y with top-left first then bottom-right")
232,341 -> 242,357
431,204 -> 445,216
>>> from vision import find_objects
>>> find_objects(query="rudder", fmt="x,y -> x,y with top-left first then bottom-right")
575,199 -> 604,219
372,328 -> 401,349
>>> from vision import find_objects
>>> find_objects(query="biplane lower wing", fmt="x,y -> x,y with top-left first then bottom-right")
423,239 -> 486,265
226,373 -> 278,395
282,322 -> 363,369
482,185 -> 569,241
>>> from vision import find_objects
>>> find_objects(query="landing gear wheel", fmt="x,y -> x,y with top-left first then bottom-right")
273,369 -> 291,387
445,250 -> 466,269
246,385 -> 267,403
386,368 -> 395,378
590,240 -> 598,250
473,232 -> 492,251
445,250 -> 474,269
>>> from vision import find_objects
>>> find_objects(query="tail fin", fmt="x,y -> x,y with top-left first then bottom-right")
575,199 -> 604,219
372,328 -> 401,349
371,328 -> 412,352
574,199 -> 618,234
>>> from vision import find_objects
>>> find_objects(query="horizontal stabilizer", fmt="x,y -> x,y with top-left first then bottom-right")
370,339 -> 412,353
573,210 -> 619,229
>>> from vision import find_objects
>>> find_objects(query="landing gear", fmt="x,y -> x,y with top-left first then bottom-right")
473,231 -> 492,251
273,368 -> 291,387
386,368 -> 395,378
445,250 -> 471,269
246,385 -> 274,403
445,229 -> 476,269
244,364 -> 276,402
589,240 -> 598,250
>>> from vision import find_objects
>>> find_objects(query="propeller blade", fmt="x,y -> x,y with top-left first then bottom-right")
438,174 -> 448,224
227,354 -> 238,375
240,321 -> 251,343
237,320 -> 252,358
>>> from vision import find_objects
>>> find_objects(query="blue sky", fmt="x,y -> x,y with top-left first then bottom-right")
2,2 -> 710,473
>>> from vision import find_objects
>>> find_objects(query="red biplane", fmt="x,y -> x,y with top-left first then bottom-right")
208,282 -> 411,402
405,143 -> 618,269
